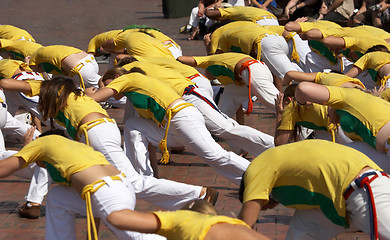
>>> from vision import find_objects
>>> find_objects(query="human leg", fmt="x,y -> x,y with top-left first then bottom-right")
241,61 -> 279,112
218,84 -> 248,117
183,89 -> 274,156
169,104 -> 250,185
260,35 -> 302,79
84,121 -> 203,210
286,208 -> 353,239
346,171 -> 390,238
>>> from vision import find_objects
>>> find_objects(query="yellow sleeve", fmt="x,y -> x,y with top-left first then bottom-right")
26,80 -> 42,97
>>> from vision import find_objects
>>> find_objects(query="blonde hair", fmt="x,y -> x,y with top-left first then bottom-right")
181,200 -> 218,215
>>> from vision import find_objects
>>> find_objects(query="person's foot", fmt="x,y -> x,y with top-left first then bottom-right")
19,202 -> 41,219
204,187 -> 219,206
187,28 -> 199,40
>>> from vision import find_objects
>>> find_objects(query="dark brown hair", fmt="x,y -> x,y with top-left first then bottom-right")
102,67 -> 129,82
366,44 -> 390,54
38,77 -> 82,126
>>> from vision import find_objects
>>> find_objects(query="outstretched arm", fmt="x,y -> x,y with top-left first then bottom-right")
238,199 -> 264,228
84,87 -> 118,103
106,209 -> 160,233
0,156 -> 25,178
0,78 -> 32,94
177,56 -> 198,67
295,82 -> 330,105
344,65 -> 362,78
283,71 -> 317,86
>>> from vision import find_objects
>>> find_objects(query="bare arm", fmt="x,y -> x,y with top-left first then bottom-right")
321,36 -> 346,50
106,210 -> 160,233
283,71 -> 317,86
284,21 -> 303,33
100,39 -> 117,53
84,87 -> 117,103
344,66 -> 362,78
325,0 -> 344,14
295,82 -> 330,105
0,78 -> 32,94
0,156 -> 25,178
238,200 -> 264,228
176,56 -> 198,67
274,93 -> 294,146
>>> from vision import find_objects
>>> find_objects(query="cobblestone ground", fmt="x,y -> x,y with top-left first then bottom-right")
0,0 -> 368,239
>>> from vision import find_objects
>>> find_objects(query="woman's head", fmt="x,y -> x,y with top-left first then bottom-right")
38,77 -> 81,122
283,83 -> 298,107
102,67 -> 129,85
181,199 -> 218,215
366,44 -> 390,54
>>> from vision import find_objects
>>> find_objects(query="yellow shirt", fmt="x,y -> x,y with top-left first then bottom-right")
209,21 -> 262,54
25,81 -> 108,139
136,56 -> 199,78
353,51 -> 390,85
87,29 -> 122,54
0,25 -> 35,42
0,39 -> 42,61
342,37 -> 389,61
211,22 -> 277,59
0,59 -> 33,79
154,210 -> 250,240
122,61 -> 194,95
325,86 -> 390,148
244,139 -> 381,227
193,52 -> 250,85
106,73 -> 181,126
314,72 -> 366,89
114,29 -> 177,50
278,102 -> 329,131
123,32 -> 175,59
218,6 -> 276,22
14,135 -> 110,183
29,45 -> 83,74
298,21 -> 341,33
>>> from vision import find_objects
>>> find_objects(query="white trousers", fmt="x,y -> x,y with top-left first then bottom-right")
256,17 -> 279,26
71,54 -> 101,89
124,104 -> 250,185
286,34 -> 311,71
183,84 -> 274,157
165,43 -> 182,59
285,170 -> 390,239
260,34 -> 303,79
304,51 -> 353,74
80,120 -> 202,210
240,60 -> 279,112
45,177 -> 165,240
188,7 -> 214,28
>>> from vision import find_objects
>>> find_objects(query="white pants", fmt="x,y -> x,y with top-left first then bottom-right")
188,7 -> 215,28
256,17 -> 279,26
71,54 -> 101,89
286,170 -> 390,239
164,42 -> 182,59
183,85 -> 274,157
304,51 -> 351,74
260,34 -> 303,79
286,34 -> 311,71
80,120 -> 202,210
124,104 -> 250,185
240,60 -> 279,112
46,177 -> 165,240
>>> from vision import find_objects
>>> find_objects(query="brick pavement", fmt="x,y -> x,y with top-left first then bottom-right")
0,0 -> 369,239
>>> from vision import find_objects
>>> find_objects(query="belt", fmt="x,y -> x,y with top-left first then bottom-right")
239,59 -> 259,115
188,73 -> 201,80
77,118 -> 116,145
82,172 -> 126,240
183,85 -> 224,115
12,71 -> 43,80
159,102 -> 193,164
70,55 -> 95,91
258,15 -> 277,20
343,170 -> 389,240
